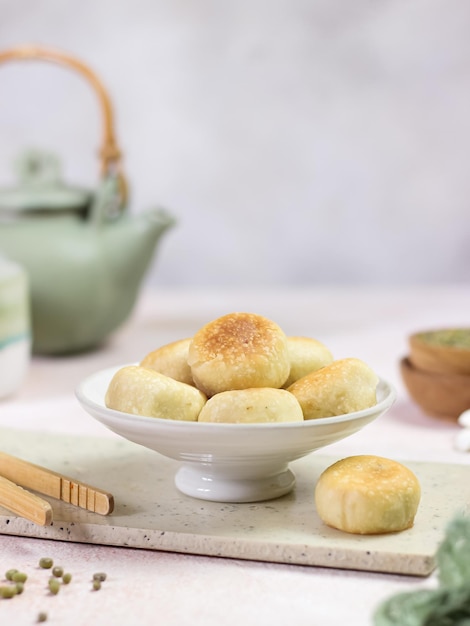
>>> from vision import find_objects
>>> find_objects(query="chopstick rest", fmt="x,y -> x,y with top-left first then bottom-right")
0,474 -> 53,526
0,451 -> 114,516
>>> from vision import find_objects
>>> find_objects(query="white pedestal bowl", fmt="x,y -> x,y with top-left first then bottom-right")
76,366 -> 396,503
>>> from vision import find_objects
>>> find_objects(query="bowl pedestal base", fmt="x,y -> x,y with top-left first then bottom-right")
175,462 -> 296,502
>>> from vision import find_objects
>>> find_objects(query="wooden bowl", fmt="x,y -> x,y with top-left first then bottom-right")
400,357 -> 470,419
409,328 -> 470,375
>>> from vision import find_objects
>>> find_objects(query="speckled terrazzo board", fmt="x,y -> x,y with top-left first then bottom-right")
0,428 -> 468,577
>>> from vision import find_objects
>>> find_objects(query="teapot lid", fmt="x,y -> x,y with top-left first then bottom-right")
0,150 -> 91,213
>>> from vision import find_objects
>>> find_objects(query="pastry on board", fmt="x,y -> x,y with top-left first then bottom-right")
314,455 -> 421,535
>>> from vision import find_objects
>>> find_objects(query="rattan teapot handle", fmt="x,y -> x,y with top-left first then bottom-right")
0,44 -> 127,202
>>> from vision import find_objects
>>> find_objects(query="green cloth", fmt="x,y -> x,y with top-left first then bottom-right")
374,517 -> 470,626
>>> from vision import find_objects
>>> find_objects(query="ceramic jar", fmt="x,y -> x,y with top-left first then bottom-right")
0,257 -> 31,398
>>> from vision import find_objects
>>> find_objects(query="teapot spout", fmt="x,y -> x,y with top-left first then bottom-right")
141,207 -> 176,243
145,207 -> 176,248
103,206 -> 176,299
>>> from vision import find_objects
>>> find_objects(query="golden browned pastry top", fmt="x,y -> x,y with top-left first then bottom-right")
188,312 -> 290,396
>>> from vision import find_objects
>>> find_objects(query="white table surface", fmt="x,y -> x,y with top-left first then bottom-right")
1,286 -> 469,626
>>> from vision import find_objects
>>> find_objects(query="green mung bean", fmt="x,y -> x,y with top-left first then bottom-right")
5,569 -> 18,581
62,572 -> 72,584
52,566 -> 63,578
92,579 -> 101,591
48,578 -> 60,595
39,557 -> 53,569
37,611 -> 48,622
0,585 -> 17,599
11,571 -> 27,583
93,572 -> 107,582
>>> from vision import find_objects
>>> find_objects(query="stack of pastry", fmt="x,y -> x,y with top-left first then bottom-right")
105,312 -> 378,424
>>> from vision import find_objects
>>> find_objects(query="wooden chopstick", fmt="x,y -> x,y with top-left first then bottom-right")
0,451 -> 114,516
0,475 -> 53,526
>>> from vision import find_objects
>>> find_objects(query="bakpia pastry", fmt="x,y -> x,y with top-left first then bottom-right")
287,357 -> 378,419
141,338 -> 193,386
105,365 -> 206,421
283,336 -> 334,387
198,388 -> 304,424
188,312 -> 290,396
314,455 -> 421,534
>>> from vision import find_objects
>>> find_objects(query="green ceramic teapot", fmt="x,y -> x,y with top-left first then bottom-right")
0,45 -> 175,355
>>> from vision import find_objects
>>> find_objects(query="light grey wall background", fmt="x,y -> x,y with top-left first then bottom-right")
1,0 -> 469,287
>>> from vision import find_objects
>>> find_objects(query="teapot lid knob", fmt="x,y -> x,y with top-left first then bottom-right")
16,150 -> 60,185
0,149 -> 91,214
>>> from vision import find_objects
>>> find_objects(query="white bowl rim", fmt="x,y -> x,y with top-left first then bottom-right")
75,364 -> 396,433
